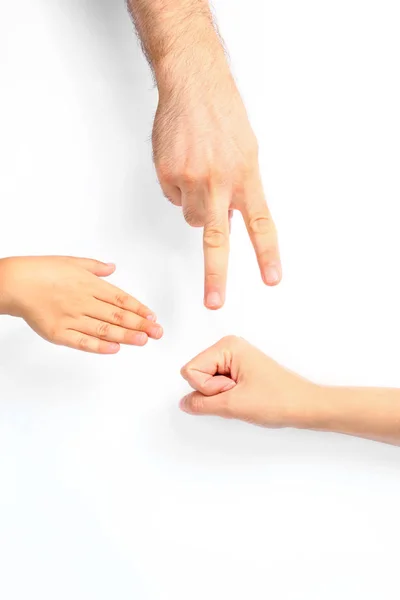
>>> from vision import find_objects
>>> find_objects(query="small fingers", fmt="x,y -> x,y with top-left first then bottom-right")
180,336 -> 240,393
62,330 -> 120,354
74,317 -> 149,347
182,371 -> 236,396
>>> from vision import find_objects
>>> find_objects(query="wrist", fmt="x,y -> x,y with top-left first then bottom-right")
0,258 -> 14,316
0,257 -> 22,317
281,382 -> 328,430
293,384 -> 357,435
153,25 -> 228,91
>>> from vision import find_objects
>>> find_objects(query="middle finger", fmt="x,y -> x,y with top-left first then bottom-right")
86,300 -> 163,340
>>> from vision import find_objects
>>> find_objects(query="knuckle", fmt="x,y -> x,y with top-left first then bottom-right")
156,161 -> 172,183
44,325 -> 58,342
96,322 -> 110,338
232,180 -> 246,197
248,214 -> 271,235
204,228 -> 228,249
77,336 -> 89,351
135,318 -> 148,332
50,330 -> 64,345
183,206 -> 204,227
180,365 -> 189,379
111,310 -> 124,326
114,293 -> 129,309
204,168 -> 226,189
181,168 -> 199,187
221,335 -> 240,346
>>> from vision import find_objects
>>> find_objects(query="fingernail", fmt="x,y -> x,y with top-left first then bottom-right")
263,266 -> 281,286
149,325 -> 163,339
134,332 -> 148,346
106,262 -> 116,268
205,291 -> 222,309
146,314 -> 157,322
107,343 -> 120,353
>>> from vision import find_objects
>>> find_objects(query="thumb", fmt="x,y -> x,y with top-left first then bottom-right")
180,387 -> 235,418
66,257 -> 116,277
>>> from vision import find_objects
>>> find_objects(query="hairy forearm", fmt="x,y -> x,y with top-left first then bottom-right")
304,385 -> 400,446
127,0 -> 224,74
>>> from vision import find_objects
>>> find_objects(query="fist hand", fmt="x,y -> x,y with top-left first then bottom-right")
153,50 -> 281,310
180,336 -> 317,429
0,256 -> 163,354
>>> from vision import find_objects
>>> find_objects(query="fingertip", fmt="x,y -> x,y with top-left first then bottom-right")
92,261 -> 116,277
179,395 -> 190,413
204,291 -> 223,310
262,265 -> 282,286
132,332 -> 148,346
148,324 -> 163,340
106,342 -> 120,354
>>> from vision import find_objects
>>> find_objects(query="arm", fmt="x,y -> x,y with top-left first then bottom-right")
312,386 -> 400,446
0,256 -> 163,353
128,0 -> 219,70
128,1 -> 281,309
180,336 -> 400,446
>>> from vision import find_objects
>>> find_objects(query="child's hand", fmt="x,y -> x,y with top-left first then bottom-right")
180,336 -> 318,429
0,256 -> 163,354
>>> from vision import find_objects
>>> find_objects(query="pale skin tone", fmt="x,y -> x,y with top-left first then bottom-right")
0,256 -> 163,354
180,337 -> 400,447
128,0 -> 281,309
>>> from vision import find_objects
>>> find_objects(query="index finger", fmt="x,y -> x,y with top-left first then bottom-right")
180,340 -> 236,396
94,280 -> 157,322
241,178 -> 281,286
203,202 -> 230,310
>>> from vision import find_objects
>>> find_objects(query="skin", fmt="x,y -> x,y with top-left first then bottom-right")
0,256 -> 163,354
180,336 -> 400,446
128,0 -> 281,309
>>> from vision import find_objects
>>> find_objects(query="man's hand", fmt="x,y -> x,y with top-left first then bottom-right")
180,336 -> 313,428
129,0 -> 281,309
0,256 -> 163,353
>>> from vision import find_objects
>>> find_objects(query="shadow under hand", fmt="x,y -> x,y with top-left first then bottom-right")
155,392 -> 400,474
0,324 -> 92,403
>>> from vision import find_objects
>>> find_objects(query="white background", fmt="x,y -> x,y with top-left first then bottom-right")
1,1 -> 400,598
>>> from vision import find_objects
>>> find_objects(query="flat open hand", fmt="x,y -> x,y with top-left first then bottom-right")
0,256 -> 163,354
